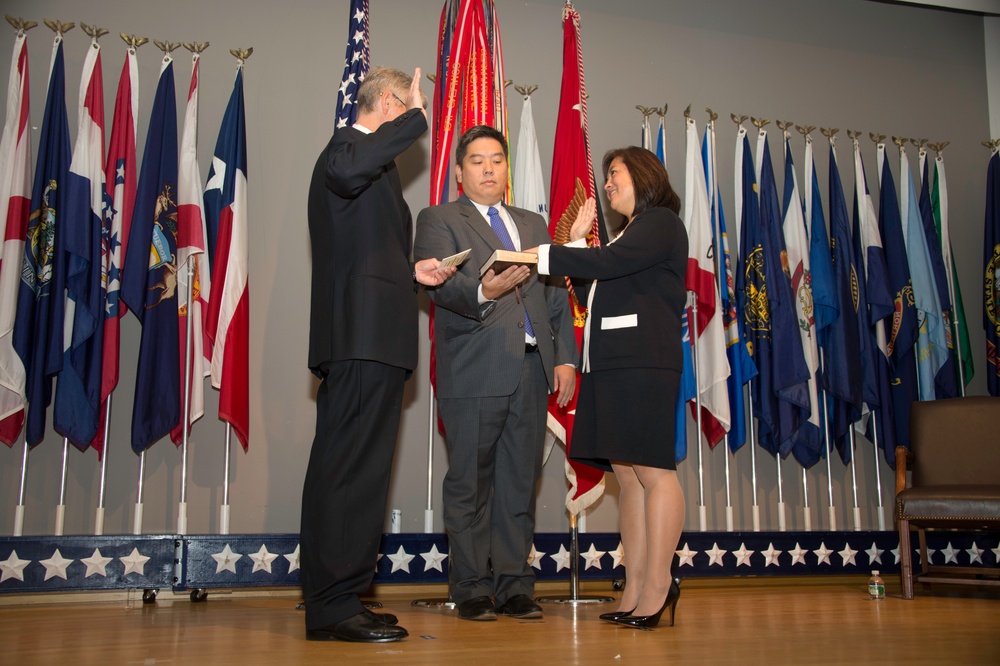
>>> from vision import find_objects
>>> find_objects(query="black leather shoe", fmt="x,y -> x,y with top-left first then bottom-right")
599,608 -> 634,622
496,594 -> 543,619
613,578 -> 681,629
305,612 -> 409,642
457,595 -> 497,621
364,608 -> 398,625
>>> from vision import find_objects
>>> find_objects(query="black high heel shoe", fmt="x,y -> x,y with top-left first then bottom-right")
613,578 -> 681,629
599,608 -> 635,622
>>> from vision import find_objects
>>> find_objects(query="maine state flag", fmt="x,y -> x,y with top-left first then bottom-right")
121,55 -> 180,453
13,35 -> 71,447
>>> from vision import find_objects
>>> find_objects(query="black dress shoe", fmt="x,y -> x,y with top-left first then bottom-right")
613,578 -> 681,629
363,608 -> 398,625
599,608 -> 634,622
456,595 -> 497,621
496,594 -> 543,619
306,612 -> 409,642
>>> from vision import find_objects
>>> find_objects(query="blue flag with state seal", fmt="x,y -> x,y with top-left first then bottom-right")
12,35 -> 71,447
120,56 -> 180,453
985,150 -> 1000,395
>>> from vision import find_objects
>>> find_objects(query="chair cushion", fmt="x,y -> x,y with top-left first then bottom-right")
897,484 -> 1000,522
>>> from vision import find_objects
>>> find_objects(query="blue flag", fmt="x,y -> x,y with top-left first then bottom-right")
334,0 -> 369,131
805,139 -> 837,341
823,142 -> 863,462
876,145 -> 917,465
675,308 -> 695,463
54,40 -> 109,449
120,58 -> 180,453
12,38 -> 71,447
985,151 -> 1000,396
757,131 -> 810,459
918,153 -> 958,398
901,149 -> 949,403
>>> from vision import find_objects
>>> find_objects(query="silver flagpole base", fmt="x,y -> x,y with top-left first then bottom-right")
535,515 -> 613,605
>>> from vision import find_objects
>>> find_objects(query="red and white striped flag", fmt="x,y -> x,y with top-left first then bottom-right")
0,32 -> 31,446
204,64 -> 249,450
171,52 -> 211,445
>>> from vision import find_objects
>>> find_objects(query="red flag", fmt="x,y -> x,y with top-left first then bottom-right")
548,2 -> 604,515
204,65 -> 249,450
171,52 -> 211,445
0,32 -> 31,445
88,44 -> 139,455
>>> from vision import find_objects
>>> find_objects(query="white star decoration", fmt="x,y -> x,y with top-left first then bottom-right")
527,545 -> 546,571
675,542 -> 696,567
211,544 -> 242,575
940,542 -> 958,564
420,544 -> 448,573
1,550 -> 31,583
285,544 -> 300,574
120,548 -> 150,577
610,542 -> 626,569
865,542 -> 884,565
387,546 -> 415,574
920,548 -> 936,563
39,549 -> 73,581
813,542 -> 834,566
354,7 -> 365,22
81,548 -> 113,578
966,542 -> 984,565
992,542 -> 1000,562
249,545 -> 279,574
581,544 -> 606,570
891,546 -> 902,564
551,545 -> 572,572
733,543 -> 754,567
838,543 -> 858,567
705,543 -> 727,567
762,543 -> 782,567
789,543 -> 808,566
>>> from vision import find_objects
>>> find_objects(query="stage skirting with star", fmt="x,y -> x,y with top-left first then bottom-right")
1,531 -> 996,593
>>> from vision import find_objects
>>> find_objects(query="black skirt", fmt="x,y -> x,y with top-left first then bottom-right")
568,367 -> 680,471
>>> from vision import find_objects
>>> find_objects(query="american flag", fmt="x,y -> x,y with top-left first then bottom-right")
335,0 -> 370,130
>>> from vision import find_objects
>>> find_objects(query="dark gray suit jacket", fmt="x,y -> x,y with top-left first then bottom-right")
413,196 -> 577,399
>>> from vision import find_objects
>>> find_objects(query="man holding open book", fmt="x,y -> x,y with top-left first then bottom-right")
414,125 -> 577,622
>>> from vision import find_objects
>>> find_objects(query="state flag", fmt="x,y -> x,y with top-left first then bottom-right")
985,150 -> 1000,395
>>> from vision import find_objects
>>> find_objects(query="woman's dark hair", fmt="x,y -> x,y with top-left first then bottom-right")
602,146 -> 681,216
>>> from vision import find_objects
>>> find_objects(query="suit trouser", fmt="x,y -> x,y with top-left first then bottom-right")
437,349 -> 547,606
300,359 -> 405,630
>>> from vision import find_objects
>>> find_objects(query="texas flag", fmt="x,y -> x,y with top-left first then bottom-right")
0,32 -> 31,446
171,52 -> 211,445
54,35 -> 109,449
204,65 -> 249,450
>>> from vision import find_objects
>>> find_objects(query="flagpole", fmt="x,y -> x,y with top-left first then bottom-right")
177,261 -> 194,536
425,383 -> 435,533
776,454 -> 786,532
848,426 -> 862,530
932,148 -> 966,394
13,438 -> 28,536
220,425 -> 231,534
870,415 -> 886,531
690,293 -> 707,531
746,381 -> 760,531
95,398 -> 112,535
134,451 -> 146,535
818,355 -> 836,530
54,438 -> 69,536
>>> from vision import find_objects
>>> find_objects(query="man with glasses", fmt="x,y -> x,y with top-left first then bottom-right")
302,66 -> 454,643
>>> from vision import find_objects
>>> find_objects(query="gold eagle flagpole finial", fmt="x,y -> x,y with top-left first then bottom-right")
929,140 -> 949,156
229,47 -> 253,67
731,113 -> 748,129
796,125 -> 816,137
154,40 -> 182,62
120,33 -> 149,51
514,84 -> 538,98
820,127 -> 839,146
81,23 -> 109,42
751,116 -> 770,130
6,16 -> 39,34
869,132 -> 886,145
776,119 -> 793,137
43,19 -> 75,36
656,104 -> 668,118
683,104 -> 692,119
911,138 -> 927,150
706,107 -> 718,125
183,41 -> 210,55
636,105 -> 656,118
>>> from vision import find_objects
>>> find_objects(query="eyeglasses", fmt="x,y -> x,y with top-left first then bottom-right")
389,91 -> 407,109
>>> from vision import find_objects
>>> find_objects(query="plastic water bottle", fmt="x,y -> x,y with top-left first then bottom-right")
868,570 -> 885,600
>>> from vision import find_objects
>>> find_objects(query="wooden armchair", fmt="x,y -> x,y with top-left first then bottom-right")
895,396 -> 1000,599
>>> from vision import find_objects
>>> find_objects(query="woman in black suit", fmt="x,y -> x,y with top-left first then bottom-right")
533,146 -> 688,628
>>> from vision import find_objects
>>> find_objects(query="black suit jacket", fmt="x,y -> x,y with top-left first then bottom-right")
307,110 -> 428,374
547,207 -> 688,372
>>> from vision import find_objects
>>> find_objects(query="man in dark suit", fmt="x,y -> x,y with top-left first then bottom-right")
413,125 -> 577,622
302,66 -> 454,643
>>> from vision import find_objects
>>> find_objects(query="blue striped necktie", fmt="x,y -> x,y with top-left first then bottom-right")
487,206 -> 535,338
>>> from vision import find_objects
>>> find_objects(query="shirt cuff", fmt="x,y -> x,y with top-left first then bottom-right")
537,244 -> 552,275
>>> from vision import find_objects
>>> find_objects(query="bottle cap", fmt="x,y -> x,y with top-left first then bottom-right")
872,570 -> 879,575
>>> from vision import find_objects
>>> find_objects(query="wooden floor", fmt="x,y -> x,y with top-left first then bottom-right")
2,577 -> 998,665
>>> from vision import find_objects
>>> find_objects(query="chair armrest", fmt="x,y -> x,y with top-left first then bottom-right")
895,445 -> 909,497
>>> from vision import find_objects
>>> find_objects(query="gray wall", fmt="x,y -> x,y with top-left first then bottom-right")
0,0 -> 991,538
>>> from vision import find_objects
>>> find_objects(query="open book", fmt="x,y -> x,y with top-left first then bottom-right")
479,249 -> 538,278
